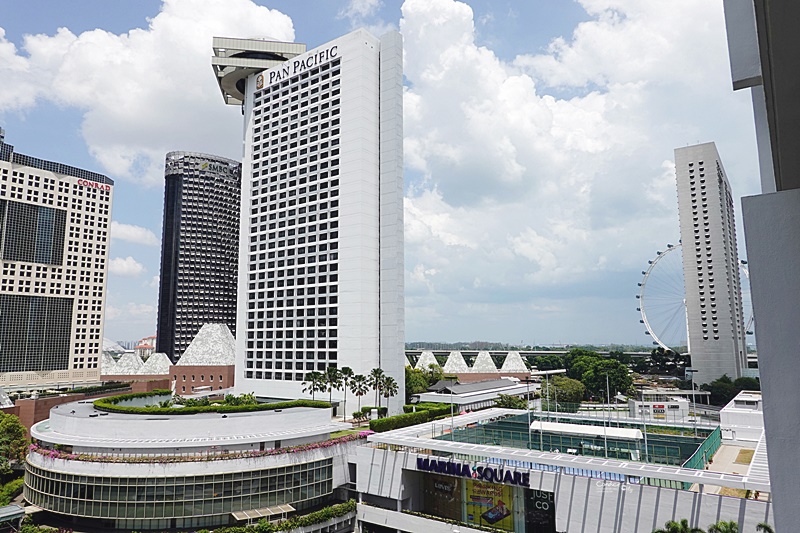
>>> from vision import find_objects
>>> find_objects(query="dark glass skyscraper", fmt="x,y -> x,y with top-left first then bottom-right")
156,152 -> 241,362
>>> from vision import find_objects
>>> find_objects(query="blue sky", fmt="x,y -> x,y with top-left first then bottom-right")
0,0 -> 759,346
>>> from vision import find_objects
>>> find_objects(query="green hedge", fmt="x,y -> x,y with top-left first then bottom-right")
370,410 -> 430,432
0,477 -> 24,506
402,403 -> 453,418
93,390 -> 331,415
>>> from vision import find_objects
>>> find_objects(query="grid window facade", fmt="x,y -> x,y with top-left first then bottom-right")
243,57 -> 342,383
0,133 -> 111,386
675,143 -> 747,385
25,458 -> 333,530
0,199 -> 66,264
156,152 -> 241,362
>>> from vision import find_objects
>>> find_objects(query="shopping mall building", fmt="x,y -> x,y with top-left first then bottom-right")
24,394 -> 357,531
355,408 -> 773,533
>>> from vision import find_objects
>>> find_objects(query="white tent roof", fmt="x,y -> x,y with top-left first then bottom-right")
443,351 -> 469,373
415,351 -> 440,371
177,324 -> 236,366
500,351 -> 528,372
100,352 -> 119,375
140,352 -> 172,374
114,352 -> 144,374
472,351 -> 498,372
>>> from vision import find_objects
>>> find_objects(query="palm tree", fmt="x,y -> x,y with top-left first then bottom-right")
324,367 -> 342,405
381,376 -> 399,408
351,374 -> 369,411
302,371 -> 325,401
755,524 -> 774,533
339,367 -> 354,422
653,519 -> 705,533
708,521 -> 738,533
368,368 -> 385,408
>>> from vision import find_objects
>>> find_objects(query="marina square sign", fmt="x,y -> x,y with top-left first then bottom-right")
416,457 -> 531,487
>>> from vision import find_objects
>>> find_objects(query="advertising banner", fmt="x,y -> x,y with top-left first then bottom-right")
524,489 -> 556,533
422,474 -> 461,522
465,480 -> 515,532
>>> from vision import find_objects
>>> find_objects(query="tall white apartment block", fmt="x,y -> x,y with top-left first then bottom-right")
0,129 -> 112,391
213,30 -> 405,412
675,142 -> 747,385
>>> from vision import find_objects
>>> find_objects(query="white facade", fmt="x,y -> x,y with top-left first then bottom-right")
0,131 -> 112,390
720,390 -> 764,443
675,143 -> 747,385
221,30 -> 405,412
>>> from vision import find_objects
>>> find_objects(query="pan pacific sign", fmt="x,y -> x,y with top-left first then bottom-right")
261,45 -> 339,86
416,457 -> 531,487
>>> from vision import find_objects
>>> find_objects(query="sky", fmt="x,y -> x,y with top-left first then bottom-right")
0,0 -> 760,346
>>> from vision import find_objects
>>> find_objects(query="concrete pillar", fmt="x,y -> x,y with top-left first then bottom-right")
742,188 -> 800,532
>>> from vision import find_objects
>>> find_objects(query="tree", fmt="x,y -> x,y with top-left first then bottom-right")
652,519 -> 705,533
424,363 -> 444,385
581,359 -> 633,398
702,375 -> 738,406
567,354 -> 603,381
733,376 -> 760,392
381,376 -> 399,407
756,523 -> 774,533
533,355 -> 563,371
339,367 -> 354,422
350,374 -> 369,411
302,371 -> 326,401
543,376 -> 586,405
494,394 -> 528,409
707,521 -> 738,533
324,367 -> 342,404
405,366 -> 431,401
0,412 -> 27,474
369,368 -> 385,408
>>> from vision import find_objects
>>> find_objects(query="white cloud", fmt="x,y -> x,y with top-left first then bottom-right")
108,256 -> 146,277
147,275 -> 160,289
0,0 -> 295,186
338,0 -> 396,36
110,221 -> 160,246
399,0 -> 757,341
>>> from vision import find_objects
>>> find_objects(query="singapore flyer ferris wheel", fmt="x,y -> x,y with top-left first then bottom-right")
636,243 -> 755,353
637,243 -> 687,353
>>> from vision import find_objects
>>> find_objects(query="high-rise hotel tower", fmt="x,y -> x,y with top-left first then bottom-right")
0,129 -> 112,390
156,152 -> 241,362
213,30 -> 405,412
675,142 -> 747,385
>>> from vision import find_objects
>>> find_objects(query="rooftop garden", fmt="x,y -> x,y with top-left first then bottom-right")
92,390 -> 331,415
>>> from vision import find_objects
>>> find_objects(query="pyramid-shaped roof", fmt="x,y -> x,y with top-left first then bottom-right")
500,351 -> 529,372
443,351 -> 469,373
114,352 -> 144,374
100,352 -> 119,375
415,351 -> 440,371
472,351 -> 498,372
177,324 -> 236,366
139,352 -> 172,374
